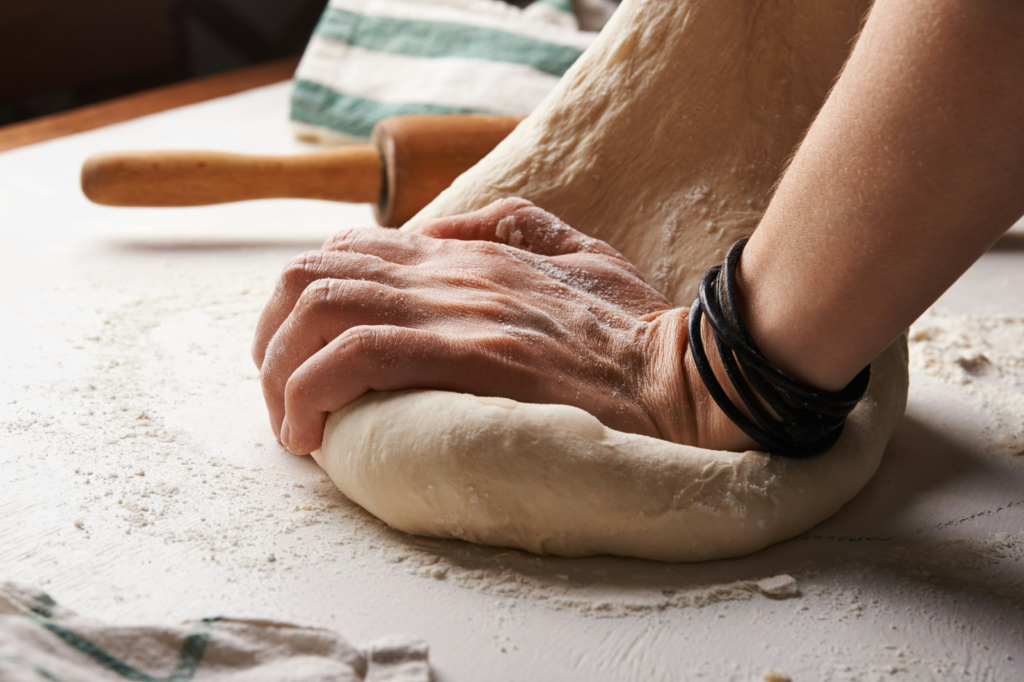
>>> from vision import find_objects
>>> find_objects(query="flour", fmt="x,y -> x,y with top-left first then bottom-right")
909,307 -> 1024,456
371,536 -> 805,616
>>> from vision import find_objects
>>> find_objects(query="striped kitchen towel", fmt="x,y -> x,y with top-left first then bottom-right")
290,0 -> 616,144
0,582 -> 430,681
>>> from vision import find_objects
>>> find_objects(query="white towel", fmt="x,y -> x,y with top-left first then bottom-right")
0,583 -> 430,682
290,0 -> 616,144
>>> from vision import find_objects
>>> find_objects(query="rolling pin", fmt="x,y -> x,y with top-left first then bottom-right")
81,114 -> 524,227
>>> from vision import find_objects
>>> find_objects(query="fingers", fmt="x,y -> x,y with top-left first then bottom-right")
253,206 -> 628,370
260,278 -> 426,436
418,198 -> 625,260
321,224 -> 435,263
279,326 -> 515,455
416,197 -> 535,242
252,247 -> 411,370
253,228 -> 448,370
502,205 -> 624,259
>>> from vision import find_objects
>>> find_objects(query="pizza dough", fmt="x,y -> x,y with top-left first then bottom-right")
313,0 -> 910,561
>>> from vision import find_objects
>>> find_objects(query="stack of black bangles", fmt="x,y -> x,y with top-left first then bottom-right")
688,237 -> 871,458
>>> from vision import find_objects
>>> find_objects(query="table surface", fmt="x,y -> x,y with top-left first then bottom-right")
2,82 -> 1023,682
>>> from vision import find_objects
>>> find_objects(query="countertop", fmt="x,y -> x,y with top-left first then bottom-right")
2,82 -> 1023,681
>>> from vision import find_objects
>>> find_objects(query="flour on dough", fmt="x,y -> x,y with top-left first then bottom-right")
314,0 -> 909,562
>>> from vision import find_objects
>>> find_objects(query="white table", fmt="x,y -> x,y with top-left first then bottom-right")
2,83 -> 1023,681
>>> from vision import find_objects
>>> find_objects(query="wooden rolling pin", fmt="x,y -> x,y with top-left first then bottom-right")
81,114 -> 524,227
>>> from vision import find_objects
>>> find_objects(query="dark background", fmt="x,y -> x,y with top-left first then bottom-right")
0,0 -> 550,128
0,0 -> 330,127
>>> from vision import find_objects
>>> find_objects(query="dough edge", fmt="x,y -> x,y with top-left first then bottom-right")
313,337 -> 908,562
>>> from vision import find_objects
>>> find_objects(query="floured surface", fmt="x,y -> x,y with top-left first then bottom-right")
909,308 -> 1024,457
2,83 -> 1024,681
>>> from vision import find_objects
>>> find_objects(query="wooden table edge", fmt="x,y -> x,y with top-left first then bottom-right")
0,56 -> 300,154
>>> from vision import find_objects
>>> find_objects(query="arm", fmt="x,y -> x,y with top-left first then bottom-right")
735,0 -> 1024,391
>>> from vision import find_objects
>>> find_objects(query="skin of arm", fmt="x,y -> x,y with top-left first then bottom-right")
735,0 -> 1024,392
254,0 -> 1024,455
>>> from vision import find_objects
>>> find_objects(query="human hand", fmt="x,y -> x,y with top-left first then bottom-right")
253,198 -> 753,455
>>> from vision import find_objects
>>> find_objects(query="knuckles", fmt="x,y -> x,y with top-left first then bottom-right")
320,227 -> 365,252
290,279 -> 355,328
339,325 -> 385,361
280,251 -> 330,297
460,239 -> 511,259
292,278 -> 401,321
294,277 -> 338,317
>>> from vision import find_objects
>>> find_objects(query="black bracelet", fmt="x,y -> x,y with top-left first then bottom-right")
687,237 -> 870,458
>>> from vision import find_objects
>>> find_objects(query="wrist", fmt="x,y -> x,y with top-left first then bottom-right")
687,236 -> 871,457
680,313 -> 761,452
639,307 -> 758,452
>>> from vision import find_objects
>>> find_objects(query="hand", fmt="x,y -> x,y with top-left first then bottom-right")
252,198 -> 753,455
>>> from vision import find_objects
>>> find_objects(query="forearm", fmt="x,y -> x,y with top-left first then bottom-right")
739,0 -> 1024,391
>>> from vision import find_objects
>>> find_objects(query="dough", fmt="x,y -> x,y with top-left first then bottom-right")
314,0 -> 910,561
313,340 -> 906,562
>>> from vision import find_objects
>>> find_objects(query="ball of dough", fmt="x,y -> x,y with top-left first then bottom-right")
313,338 -> 906,562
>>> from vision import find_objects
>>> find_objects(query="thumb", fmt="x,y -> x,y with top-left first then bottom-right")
418,198 -> 623,259
415,197 -> 533,242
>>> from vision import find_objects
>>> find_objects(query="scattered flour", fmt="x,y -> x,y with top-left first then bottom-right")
909,307 -> 1024,456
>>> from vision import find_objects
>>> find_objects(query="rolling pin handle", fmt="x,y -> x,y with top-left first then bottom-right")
79,114 -> 525,223
81,147 -> 383,207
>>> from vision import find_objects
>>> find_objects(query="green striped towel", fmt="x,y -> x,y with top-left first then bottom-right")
290,0 -> 616,144
0,582 -> 430,681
